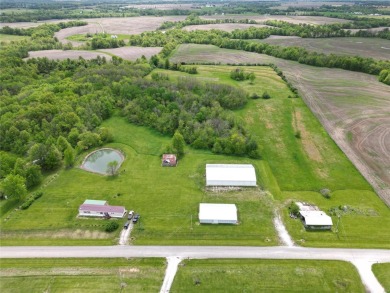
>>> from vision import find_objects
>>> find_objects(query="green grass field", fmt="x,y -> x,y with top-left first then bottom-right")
372,263 -> 390,292
1,64 -> 389,248
171,259 -> 365,292
0,116 -> 278,246
67,34 -> 130,42
0,34 -> 30,43
0,258 -> 165,293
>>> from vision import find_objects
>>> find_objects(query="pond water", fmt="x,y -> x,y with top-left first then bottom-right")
81,148 -> 124,175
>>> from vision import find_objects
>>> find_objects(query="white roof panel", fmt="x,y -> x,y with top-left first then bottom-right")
199,203 -> 237,221
300,211 -> 333,226
206,164 -> 256,186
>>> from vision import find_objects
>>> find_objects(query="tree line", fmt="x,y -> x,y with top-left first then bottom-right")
127,27 -> 390,82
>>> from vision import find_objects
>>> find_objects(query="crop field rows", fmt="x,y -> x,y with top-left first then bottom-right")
257,37 -> 390,61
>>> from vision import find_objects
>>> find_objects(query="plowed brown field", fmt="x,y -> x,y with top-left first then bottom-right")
200,15 -> 351,25
25,50 -> 112,60
183,23 -> 272,32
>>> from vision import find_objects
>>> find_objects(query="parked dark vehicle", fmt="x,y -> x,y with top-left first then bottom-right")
132,214 -> 140,223
124,222 -> 130,229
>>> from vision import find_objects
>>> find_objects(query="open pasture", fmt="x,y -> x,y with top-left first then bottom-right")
25,50 -> 112,61
200,15 -> 351,25
183,23 -> 272,32
258,37 -> 390,61
170,44 -> 390,206
171,259 -> 365,293
0,258 -> 165,293
0,33 -> 30,43
100,47 -> 162,60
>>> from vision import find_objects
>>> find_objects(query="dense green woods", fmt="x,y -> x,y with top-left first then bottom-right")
122,76 -> 259,158
0,22 -> 262,198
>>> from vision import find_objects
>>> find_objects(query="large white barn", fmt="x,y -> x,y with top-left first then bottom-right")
206,164 -> 257,186
199,203 -> 238,224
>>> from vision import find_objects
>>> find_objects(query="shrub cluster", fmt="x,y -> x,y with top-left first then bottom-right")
230,68 -> 255,81
20,191 -> 43,210
105,221 -> 119,232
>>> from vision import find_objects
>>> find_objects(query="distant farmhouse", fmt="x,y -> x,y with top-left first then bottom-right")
199,203 -> 238,224
78,199 -> 126,218
206,164 -> 257,186
162,154 -> 177,167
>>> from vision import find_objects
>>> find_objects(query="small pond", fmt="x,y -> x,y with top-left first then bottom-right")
81,148 -> 124,175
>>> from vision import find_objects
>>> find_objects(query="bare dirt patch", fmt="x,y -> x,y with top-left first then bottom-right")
100,47 -> 162,60
25,50 -> 111,61
183,23 -> 272,32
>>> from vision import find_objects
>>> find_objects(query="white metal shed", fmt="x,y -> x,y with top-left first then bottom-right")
206,164 -> 257,186
199,203 -> 238,224
299,211 -> 333,230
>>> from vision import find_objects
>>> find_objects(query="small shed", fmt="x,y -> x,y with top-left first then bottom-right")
199,203 -> 238,224
79,203 -> 126,218
206,164 -> 257,186
299,211 -> 333,230
162,154 -> 177,167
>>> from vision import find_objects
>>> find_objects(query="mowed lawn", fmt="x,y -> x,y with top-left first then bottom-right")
0,116 -> 278,246
171,259 -> 365,293
372,262 -> 390,293
0,258 -> 165,293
